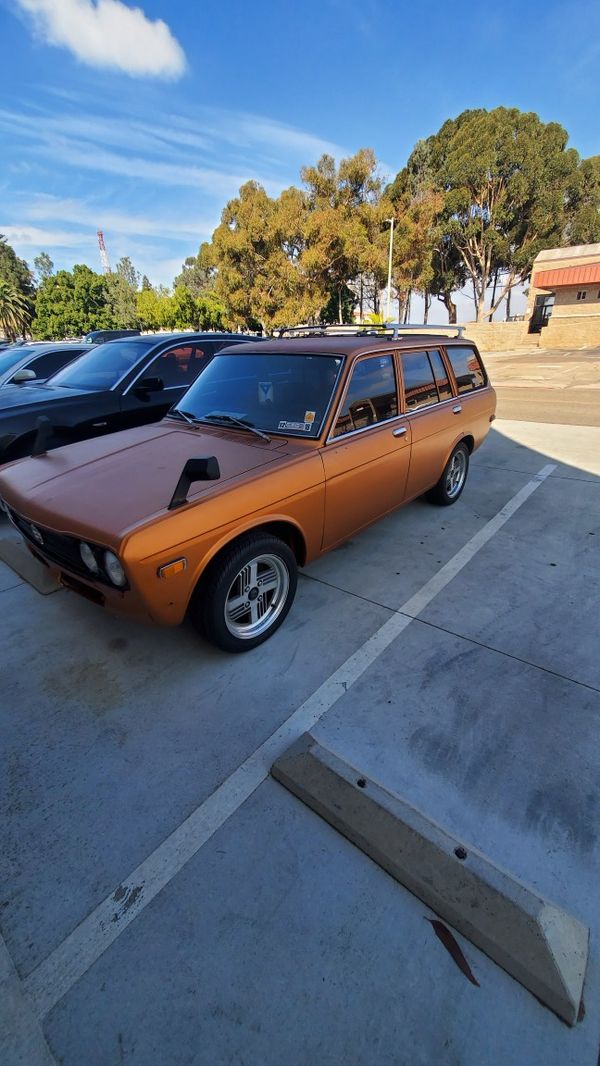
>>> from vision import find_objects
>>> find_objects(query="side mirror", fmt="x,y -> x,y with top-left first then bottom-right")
11,368 -> 37,384
168,456 -> 220,509
135,375 -> 164,396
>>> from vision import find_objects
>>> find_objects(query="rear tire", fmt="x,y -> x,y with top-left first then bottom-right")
427,442 -> 469,506
191,532 -> 298,652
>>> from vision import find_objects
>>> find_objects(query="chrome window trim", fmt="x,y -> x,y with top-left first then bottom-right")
403,393 -> 465,417
325,411 -> 407,444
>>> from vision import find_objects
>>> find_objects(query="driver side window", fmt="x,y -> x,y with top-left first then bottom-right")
332,354 -> 397,438
142,344 -> 211,389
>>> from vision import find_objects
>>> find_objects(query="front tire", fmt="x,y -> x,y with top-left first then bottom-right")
192,532 -> 298,652
427,442 -> 469,506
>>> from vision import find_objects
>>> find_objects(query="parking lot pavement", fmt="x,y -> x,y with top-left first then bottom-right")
2,418 -> 600,1064
485,346 -> 600,425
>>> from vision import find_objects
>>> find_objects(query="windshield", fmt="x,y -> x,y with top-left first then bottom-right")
0,347 -> 37,376
49,339 -> 153,391
173,351 -> 343,438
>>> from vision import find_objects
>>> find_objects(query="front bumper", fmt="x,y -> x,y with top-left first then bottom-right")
23,539 -> 155,622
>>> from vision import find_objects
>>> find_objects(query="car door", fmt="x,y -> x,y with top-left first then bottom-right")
400,349 -> 460,499
321,352 -> 411,549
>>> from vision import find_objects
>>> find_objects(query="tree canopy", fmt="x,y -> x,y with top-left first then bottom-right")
3,106 -> 598,339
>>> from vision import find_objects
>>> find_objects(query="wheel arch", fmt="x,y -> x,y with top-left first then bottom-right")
187,516 -> 307,612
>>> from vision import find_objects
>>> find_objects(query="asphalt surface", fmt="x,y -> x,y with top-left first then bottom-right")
486,346 -> 600,426
494,386 -> 600,425
1,349 -> 600,1065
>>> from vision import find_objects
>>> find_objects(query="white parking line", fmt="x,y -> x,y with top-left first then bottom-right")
23,463 -> 557,1020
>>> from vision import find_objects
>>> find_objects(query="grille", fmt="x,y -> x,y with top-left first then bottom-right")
8,507 -> 91,578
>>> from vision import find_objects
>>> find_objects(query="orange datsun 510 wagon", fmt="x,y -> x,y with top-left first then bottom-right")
0,325 -> 496,652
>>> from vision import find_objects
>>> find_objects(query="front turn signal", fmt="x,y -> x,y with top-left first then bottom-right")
157,558 -> 187,579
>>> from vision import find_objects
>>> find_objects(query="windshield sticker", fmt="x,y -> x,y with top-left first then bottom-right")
304,410 -> 316,424
258,381 -> 273,403
278,420 -> 312,432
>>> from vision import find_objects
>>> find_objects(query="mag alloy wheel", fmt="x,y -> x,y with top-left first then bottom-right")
445,448 -> 467,499
224,553 -> 290,640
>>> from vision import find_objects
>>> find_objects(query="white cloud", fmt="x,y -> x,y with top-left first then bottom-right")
0,224 -> 90,247
26,195 -> 214,240
15,0 -> 186,79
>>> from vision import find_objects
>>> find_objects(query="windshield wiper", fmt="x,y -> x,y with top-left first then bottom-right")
167,409 -> 198,424
200,413 -> 271,443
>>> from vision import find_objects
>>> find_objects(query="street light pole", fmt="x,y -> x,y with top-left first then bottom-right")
385,217 -> 394,322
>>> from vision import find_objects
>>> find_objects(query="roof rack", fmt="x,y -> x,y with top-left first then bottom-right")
275,322 -> 465,340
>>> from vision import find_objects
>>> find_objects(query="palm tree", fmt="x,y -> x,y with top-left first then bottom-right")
0,279 -> 31,340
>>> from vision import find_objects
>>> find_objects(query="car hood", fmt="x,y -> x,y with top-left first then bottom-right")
0,383 -> 88,411
0,422 -> 297,542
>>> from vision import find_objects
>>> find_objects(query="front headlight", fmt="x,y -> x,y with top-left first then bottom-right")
80,542 -> 100,574
104,551 -> 126,587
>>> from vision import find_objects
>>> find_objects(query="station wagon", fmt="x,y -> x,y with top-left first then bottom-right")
0,325 -> 496,651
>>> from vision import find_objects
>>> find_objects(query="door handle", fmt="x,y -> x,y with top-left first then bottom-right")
392,426 -> 407,437
452,405 -> 462,414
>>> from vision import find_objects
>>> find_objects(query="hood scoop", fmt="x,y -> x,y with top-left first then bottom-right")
168,456 -> 220,510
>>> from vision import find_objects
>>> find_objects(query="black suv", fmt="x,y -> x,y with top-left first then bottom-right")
0,332 -> 255,463
84,329 -> 141,343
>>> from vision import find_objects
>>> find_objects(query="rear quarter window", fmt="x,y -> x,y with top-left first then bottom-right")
446,346 -> 486,393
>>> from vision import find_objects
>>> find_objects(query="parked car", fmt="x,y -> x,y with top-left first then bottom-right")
0,332 -> 254,463
0,326 -> 496,652
84,329 -> 141,343
0,342 -> 94,389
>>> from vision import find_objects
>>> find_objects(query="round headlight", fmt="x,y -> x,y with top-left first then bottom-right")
80,542 -> 99,574
104,551 -> 126,587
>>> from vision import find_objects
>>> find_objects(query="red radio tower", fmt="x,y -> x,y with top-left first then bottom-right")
97,230 -> 111,274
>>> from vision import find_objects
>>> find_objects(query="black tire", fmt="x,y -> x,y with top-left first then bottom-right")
192,531 -> 298,652
427,441 -> 470,506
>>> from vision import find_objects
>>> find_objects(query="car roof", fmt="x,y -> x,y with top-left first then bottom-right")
100,332 -> 257,349
217,333 -> 475,357
17,342 -> 96,355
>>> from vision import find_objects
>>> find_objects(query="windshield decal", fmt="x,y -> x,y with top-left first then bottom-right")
278,420 -> 312,432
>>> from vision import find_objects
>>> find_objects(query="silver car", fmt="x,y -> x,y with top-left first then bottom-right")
0,342 -> 95,388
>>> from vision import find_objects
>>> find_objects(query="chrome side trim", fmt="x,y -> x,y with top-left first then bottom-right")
326,413 -> 406,444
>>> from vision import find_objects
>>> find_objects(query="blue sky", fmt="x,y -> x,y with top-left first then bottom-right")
0,0 -> 598,319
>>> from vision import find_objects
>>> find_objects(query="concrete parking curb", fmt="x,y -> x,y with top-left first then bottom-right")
272,734 -> 589,1025
0,539 -> 60,595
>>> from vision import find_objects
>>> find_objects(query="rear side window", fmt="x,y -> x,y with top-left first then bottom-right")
428,350 -> 452,401
401,351 -> 439,411
446,346 -> 486,393
333,354 -> 397,437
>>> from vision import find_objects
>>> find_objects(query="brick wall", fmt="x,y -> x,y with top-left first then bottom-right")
457,321 -> 529,351
552,285 -> 600,317
539,315 -> 600,347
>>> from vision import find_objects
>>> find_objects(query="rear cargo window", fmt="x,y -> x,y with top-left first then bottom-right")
446,346 -> 486,393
